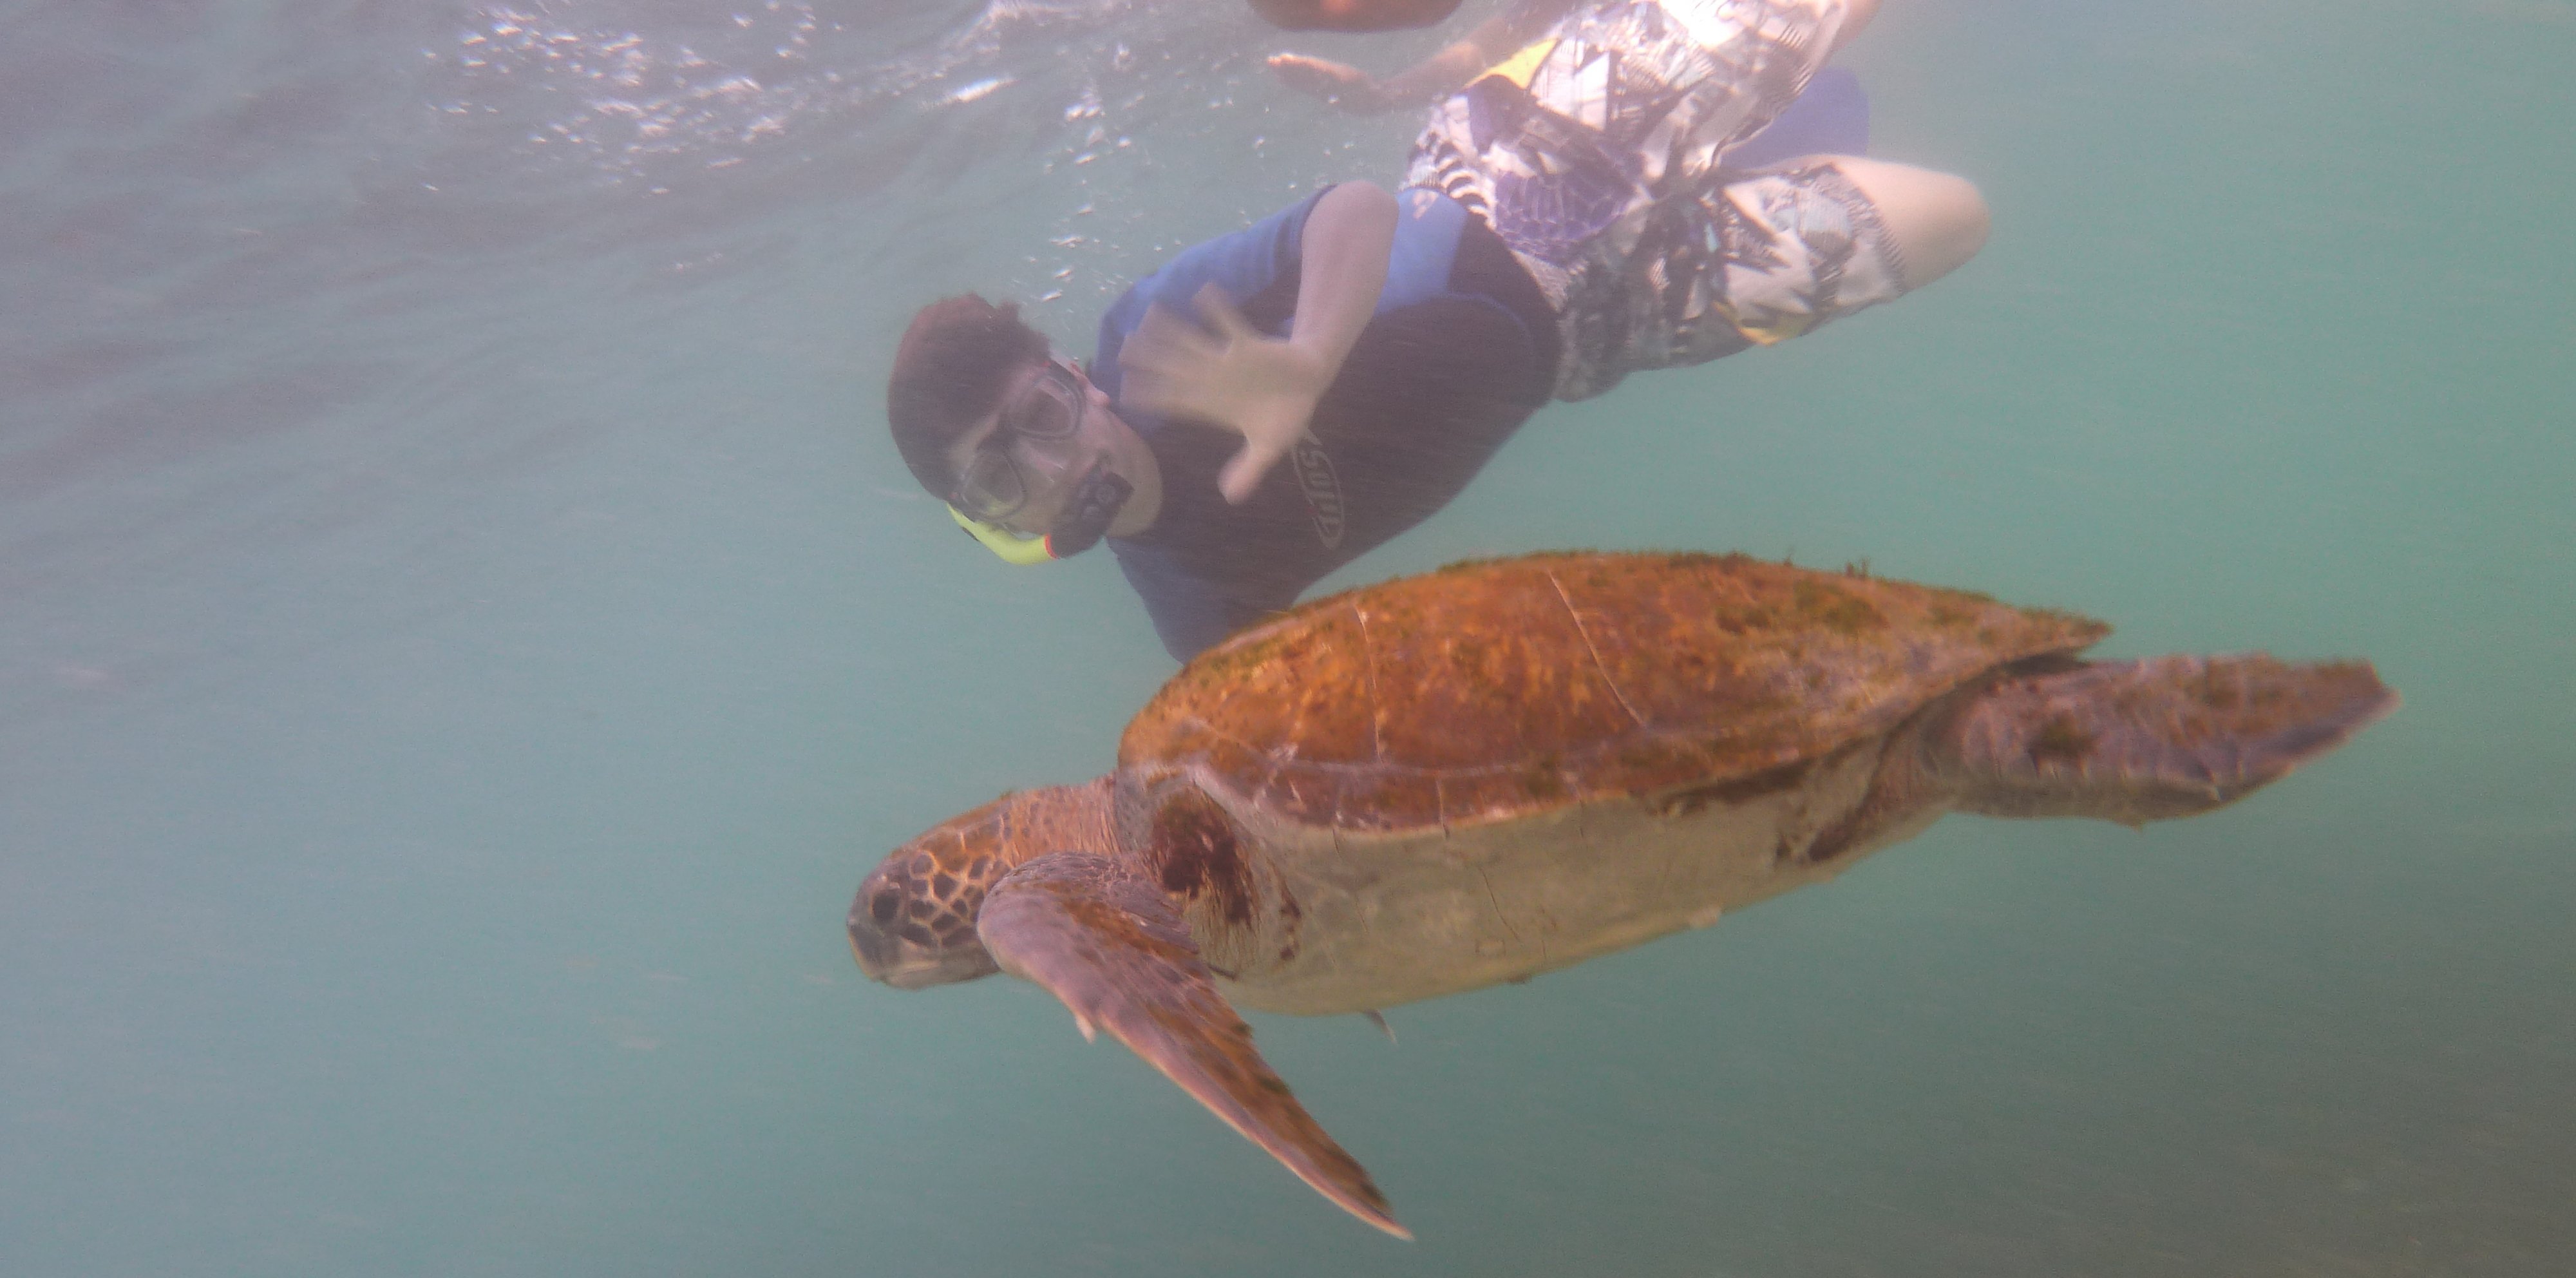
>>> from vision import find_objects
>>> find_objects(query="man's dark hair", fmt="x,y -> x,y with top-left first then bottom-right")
886,294 -> 1050,495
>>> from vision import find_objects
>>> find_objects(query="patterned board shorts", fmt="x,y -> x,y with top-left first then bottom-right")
1405,0 -> 1907,400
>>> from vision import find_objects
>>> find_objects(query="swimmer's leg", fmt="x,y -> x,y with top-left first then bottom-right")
1806,155 -> 1989,292
1706,155 -> 1987,347
1544,150 -> 1985,397
1667,0 -> 1885,158
1836,0 -> 1881,52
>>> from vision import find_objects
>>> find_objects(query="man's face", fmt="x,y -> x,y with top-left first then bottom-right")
941,358 -> 1146,539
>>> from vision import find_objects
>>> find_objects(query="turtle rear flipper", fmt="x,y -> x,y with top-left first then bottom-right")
1939,654 -> 2398,826
978,853 -> 1410,1240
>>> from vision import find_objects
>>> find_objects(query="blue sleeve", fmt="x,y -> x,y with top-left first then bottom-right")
1090,189 -> 1333,401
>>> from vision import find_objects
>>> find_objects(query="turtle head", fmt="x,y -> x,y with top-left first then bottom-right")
849,847 -> 1009,988
849,779 -> 1118,989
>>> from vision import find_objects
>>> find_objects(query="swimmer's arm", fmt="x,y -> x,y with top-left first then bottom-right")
1286,180 -> 1398,399
1375,0 -> 1574,104
1270,0 -> 1575,114
1116,182 -> 1397,503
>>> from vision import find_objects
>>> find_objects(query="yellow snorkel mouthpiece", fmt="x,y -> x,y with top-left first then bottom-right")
949,505 -> 1056,566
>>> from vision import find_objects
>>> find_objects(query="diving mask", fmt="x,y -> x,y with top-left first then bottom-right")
945,359 -> 1132,563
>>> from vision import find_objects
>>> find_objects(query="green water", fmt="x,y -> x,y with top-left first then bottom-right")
3,1 -> 2570,1273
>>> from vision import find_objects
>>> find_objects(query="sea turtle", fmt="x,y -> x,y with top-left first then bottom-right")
847,551 -> 2395,1237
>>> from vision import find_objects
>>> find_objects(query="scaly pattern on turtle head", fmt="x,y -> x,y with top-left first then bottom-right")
849,777 -> 1117,987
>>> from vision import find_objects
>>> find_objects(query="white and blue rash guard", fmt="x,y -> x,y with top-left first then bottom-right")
1096,186 -> 1560,661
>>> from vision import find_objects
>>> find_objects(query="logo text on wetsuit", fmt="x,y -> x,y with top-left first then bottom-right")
1291,437 -> 1345,551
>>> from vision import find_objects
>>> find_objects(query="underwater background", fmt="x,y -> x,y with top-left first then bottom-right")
4,1 -> 2571,1273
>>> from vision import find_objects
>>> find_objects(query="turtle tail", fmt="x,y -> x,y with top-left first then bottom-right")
1935,654 -> 2399,827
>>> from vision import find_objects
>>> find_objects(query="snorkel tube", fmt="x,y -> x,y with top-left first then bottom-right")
949,506 -> 1054,565
947,461 -> 1133,564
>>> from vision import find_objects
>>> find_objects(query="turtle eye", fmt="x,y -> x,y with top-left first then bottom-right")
868,888 -> 900,926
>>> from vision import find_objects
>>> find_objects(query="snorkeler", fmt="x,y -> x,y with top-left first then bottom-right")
886,0 -> 1989,661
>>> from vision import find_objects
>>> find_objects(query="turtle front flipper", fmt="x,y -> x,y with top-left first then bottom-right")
1938,654 -> 2398,826
978,852 -> 1410,1239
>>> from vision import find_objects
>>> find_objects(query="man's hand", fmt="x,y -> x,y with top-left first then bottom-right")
1267,53 -> 1396,115
1118,283 -> 1334,505
1120,182 -> 1392,506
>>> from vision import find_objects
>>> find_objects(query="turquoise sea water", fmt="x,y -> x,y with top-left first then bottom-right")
5,1 -> 2571,1273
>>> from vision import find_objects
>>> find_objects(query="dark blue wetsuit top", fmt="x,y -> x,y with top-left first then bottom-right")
1095,187 -> 1560,661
